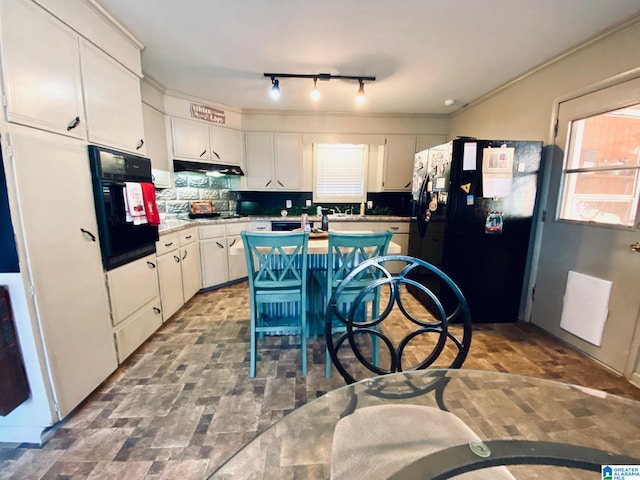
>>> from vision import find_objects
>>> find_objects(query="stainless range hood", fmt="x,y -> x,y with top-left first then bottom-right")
173,160 -> 244,176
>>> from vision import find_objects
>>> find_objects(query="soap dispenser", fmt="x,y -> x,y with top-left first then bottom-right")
360,202 -> 366,216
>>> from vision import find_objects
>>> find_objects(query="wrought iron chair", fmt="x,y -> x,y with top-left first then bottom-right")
325,254 -> 472,384
241,231 -> 309,377
312,231 -> 393,377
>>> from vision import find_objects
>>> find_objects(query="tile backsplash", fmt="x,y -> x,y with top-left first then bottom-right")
155,172 -> 238,216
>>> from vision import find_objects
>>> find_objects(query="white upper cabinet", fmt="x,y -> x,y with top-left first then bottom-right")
274,133 -> 303,189
142,103 -> 171,171
382,135 -> 417,191
171,117 -> 210,160
210,125 -> 243,166
244,132 -> 274,189
0,0 -> 86,139
244,132 -> 303,190
171,117 -> 243,165
80,39 -> 145,154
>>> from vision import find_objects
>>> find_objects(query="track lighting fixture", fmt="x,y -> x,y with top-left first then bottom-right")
264,73 -> 375,103
269,77 -> 280,100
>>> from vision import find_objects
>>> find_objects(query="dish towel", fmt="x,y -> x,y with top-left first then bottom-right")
141,182 -> 161,227
124,182 -> 147,225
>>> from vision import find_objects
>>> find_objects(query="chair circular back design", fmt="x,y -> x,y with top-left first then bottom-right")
325,255 -> 472,384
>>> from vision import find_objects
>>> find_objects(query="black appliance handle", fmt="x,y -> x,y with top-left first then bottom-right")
80,228 -> 96,242
417,175 -> 430,238
136,139 -> 144,150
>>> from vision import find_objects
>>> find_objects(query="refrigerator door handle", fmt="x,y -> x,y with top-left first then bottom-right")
417,174 -> 429,238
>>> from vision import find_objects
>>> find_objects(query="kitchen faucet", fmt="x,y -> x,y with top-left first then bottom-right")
330,207 -> 341,215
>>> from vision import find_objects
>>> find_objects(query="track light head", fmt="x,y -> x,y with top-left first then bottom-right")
356,79 -> 366,104
310,78 -> 320,101
270,77 -> 280,100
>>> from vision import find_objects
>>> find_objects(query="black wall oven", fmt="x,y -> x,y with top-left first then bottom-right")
88,145 -> 159,271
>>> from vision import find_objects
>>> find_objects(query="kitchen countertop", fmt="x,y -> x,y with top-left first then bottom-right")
158,215 -> 410,234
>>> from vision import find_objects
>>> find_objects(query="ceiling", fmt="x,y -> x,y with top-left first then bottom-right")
96,0 -> 640,115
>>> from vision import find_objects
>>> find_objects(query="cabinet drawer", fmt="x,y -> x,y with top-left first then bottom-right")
372,222 -> 410,234
179,227 -> 199,246
226,222 -> 250,236
107,254 -> 160,326
250,221 -> 271,232
156,232 -> 180,255
113,297 -> 162,363
199,224 -> 226,239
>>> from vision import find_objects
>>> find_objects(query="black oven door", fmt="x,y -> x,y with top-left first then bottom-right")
98,181 -> 158,270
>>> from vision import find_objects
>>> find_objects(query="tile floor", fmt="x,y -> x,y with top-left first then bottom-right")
0,281 -> 638,479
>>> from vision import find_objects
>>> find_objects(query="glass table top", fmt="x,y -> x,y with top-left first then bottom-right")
208,369 -> 640,479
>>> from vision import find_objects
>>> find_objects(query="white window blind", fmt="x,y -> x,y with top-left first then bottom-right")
313,144 -> 367,203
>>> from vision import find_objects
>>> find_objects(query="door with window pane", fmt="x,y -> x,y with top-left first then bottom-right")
531,77 -> 640,378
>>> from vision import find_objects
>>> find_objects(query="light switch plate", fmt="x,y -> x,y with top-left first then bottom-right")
305,199 -> 312,207
285,200 -> 292,208
367,201 -> 373,209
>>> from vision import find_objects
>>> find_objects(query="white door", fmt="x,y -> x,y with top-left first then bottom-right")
245,132 -> 275,190
9,132 -> 117,417
531,77 -> 640,378
80,40 -> 145,154
0,0 -> 85,138
181,242 -> 202,301
171,117 -> 210,160
274,133 -> 302,190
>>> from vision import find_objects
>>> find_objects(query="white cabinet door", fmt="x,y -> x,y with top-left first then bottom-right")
274,133 -> 302,190
181,242 -> 202,301
9,132 -> 117,418
80,40 -> 145,154
244,132 -> 275,189
113,297 -> 162,363
227,234 -> 248,281
107,255 -> 160,325
200,237 -> 229,288
171,117 -> 210,160
142,103 -> 170,171
383,136 -> 417,191
157,249 -> 184,320
210,126 -> 243,166
0,0 -> 85,138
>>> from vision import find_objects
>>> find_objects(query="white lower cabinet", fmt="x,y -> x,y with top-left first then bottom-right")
156,228 -> 201,321
200,222 -> 249,288
106,254 -> 162,363
226,223 -> 249,281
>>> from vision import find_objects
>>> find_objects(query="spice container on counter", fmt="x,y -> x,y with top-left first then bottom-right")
321,208 -> 329,231
301,208 -> 309,231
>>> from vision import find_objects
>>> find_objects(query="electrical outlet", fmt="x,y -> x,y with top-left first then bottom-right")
305,199 -> 312,207
285,200 -> 292,208
367,201 -> 373,209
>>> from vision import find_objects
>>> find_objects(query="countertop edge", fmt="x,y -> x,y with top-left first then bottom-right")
158,216 -> 411,234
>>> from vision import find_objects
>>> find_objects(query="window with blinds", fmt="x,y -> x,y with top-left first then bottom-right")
313,144 -> 368,203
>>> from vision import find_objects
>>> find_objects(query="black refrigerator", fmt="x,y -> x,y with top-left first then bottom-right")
408,137 -> 543,323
